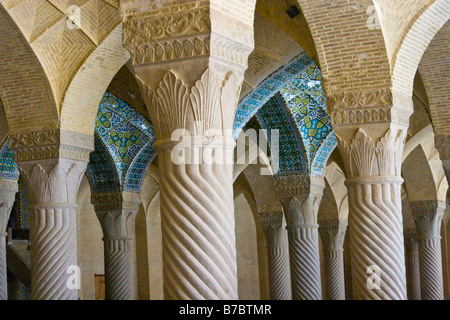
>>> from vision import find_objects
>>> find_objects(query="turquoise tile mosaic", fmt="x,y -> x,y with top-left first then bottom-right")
87,92 -> 156,193
256,93 -> 307,175
235,53 -> 337,176
233,53 -> 315,140
0,141 -> 19,181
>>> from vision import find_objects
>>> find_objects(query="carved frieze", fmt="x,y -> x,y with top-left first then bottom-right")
274,174 -> 324,197
327,89 -> 413,127
91,191 -> 142,213
9,130 -> 94,162
122,7 -> 254,68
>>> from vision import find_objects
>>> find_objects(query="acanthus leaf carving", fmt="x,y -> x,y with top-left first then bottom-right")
318,218 -> 348,251
410,200 -> 445,239
19,159 -> 86,205
338,128 -> 406,179
138,68 -> 243,139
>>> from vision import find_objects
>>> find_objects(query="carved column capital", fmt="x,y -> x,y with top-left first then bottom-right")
17,158 -> 87,206
0,180 -> 18,236
137,68 -> 243,139
319,219 -> 348,252
92,191 -> 141,240
9,130 -> 94,163
404,228 -> 419,251
410,200 -> 445,239
275,175 -> 325,227
258,211 -> 285,247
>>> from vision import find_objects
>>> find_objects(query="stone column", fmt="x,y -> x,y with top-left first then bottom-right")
319,219 -> 348,300
92,192 -> 141,300
404,228 -> 421,300
258,211 -> 291,300
0,180 -> 18,300
10,130 -> 93,300
329,91 -> 412,300
410,200 -> 445,300
122,4 -> 255,299
276,175 -> 325,300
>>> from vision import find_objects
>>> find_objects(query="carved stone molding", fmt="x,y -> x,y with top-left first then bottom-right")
330,105 -> 412,127
258,211 -> 283,228
138,67 -> 242,139
327,88 -> 393,110
274,174 -> 324,198
123,7 -> 212,43
338,128 -> 406,180
91,191 -> 142,214
123,7 -> 254,68
9,130 -> 94,162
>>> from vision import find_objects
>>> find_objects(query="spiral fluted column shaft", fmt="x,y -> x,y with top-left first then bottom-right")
323,250 -> 345,300
104,239 -> 134,300
31,206 -> 78,300
0,233 -> 7,300
347,182 -> 406,300
17,159 -> 88,300
417,238 -> 444,300
93,192 -> 141,301
157,141 -> 238,300
259,212 -> 291,300
404,239 -> 421,300
267,245 -> 291,300
0,180 -> 18,300
319,219 -> 347,300
288,225 -> 322,300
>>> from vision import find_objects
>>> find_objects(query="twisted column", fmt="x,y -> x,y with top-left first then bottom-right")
332,120 -> 411,300
319,219 -> 348,300
18,158 -> 88,300
122,4 -> 255,299
92,192 -> 141,300
258,212 -> 291,300
156,138 -> 238,299
404,228 -> 421,300
276,175 -> 325,300
0,180 -> 18,300
411,200 -> 445,300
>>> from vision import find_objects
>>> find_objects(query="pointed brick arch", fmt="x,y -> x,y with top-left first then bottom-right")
392,0 -> 450,101
0,6 -> 58,135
